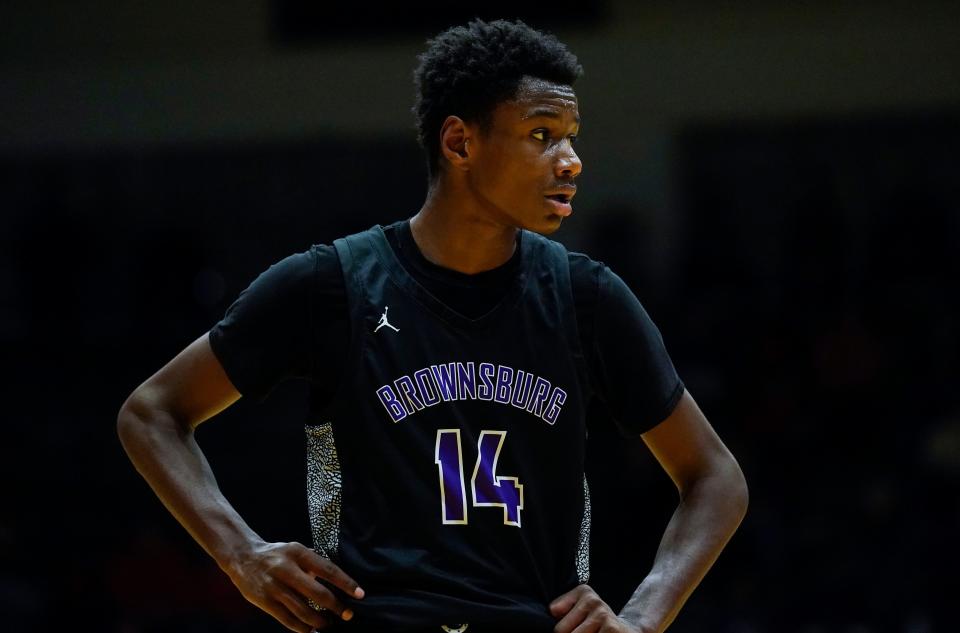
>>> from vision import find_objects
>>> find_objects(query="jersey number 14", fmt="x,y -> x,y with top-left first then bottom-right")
434,429 -> 524,527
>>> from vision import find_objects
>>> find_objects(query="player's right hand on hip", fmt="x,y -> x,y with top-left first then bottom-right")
224,540 -> 365,632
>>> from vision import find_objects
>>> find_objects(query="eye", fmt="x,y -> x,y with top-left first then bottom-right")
531,129 -> 549,142
568,134 -> 578,145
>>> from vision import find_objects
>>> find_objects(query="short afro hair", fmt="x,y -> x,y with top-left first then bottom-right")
412,19 -> 583,182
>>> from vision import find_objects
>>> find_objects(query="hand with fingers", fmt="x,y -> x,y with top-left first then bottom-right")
224,540 -> 365,633
550,584 -> 653,633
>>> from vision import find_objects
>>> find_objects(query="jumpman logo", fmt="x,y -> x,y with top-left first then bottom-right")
374,306 -> 400,333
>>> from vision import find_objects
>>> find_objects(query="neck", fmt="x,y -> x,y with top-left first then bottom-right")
409,180 -> 518,275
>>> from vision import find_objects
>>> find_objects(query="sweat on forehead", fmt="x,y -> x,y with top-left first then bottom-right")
509,76 -> 578,104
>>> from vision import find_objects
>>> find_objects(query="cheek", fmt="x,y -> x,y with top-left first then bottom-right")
475,143 -> 543,198
479,156 -> 519,193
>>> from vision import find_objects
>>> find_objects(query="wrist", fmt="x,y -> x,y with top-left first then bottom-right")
618,577 -> 666,633
217,533 -> 268,579
619,615 -> 658,633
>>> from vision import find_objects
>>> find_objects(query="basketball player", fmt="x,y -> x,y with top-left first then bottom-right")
118,19 -> 748,633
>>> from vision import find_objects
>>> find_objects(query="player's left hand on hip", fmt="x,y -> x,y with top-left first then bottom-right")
549,584 -> 649,633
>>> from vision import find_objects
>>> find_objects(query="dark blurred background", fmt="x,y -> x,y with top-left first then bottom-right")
2,1 -> 959,632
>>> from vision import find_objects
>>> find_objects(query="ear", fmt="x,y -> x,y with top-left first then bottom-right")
438,115 -> 472,171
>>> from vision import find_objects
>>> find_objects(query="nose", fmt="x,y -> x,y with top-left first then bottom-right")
555,141 -> 582,179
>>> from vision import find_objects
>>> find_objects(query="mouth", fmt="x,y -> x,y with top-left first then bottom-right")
544,192 -> 574,217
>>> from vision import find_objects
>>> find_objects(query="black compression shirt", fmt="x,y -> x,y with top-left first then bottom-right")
209,219 -> 683,436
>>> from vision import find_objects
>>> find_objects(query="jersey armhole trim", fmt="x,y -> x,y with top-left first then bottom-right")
546,242 -> 593,411
583,258 -> 604,395
324,237 -> 368,407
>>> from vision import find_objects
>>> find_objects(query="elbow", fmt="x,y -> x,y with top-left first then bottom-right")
116,387 -> 187,451
734,462 -> 749,521
723,456 -> 749,523
117,390 -> 149,451
683,453 -> 749,522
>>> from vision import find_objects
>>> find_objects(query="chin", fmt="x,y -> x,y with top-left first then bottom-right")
505,209 -> 564,235
530,215 -> 565,235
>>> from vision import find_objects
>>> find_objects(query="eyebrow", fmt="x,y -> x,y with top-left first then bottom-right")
522,108 -> 581,125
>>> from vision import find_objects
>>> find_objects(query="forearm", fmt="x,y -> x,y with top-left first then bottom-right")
619,462 -> 748,632
117,400 -> 263,573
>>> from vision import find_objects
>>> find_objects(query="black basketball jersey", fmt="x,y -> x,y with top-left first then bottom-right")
309,223 -> 593,632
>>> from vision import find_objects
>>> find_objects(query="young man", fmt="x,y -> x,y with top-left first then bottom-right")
118,19 -> 748,633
